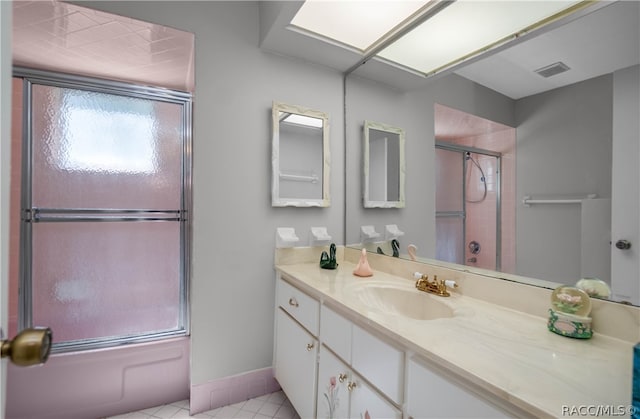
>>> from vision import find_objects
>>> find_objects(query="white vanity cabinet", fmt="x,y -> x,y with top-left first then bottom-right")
406,357 -> 520,418
274,277 -> 320,418
275,274 -> 525,419
317,346 -> 401,419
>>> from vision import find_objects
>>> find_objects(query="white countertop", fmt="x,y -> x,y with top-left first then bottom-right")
276,261 -> 634,418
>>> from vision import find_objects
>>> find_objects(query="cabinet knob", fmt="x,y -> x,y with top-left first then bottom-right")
338,373 -> 347,383
288,297 -> 299,307
615,239 -> 632,250
306,342 -> 314,351
347,381 -> 357,392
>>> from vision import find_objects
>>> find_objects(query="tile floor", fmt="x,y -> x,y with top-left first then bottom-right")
107,390 -> 300,419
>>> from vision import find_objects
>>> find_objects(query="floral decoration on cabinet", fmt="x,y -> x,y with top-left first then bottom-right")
324,376 -> 340,418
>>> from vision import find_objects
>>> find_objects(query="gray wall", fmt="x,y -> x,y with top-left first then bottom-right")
345,72 -> 515,259
81,1 -> 344,385
515,75 -> 612,282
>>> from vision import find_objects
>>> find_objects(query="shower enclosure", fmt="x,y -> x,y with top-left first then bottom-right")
14,68 -> 191,352
435,143 -> 501,271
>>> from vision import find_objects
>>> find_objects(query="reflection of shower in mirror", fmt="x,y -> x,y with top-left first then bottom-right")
465,152 -> 487,203
435,142 -> 504,272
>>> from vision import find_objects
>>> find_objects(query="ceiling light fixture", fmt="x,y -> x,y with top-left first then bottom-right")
290,0 -> 594,78
290,1 -> 431,51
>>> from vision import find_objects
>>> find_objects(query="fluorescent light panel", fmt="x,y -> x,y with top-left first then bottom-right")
290,0 -> 429,51
378,0 -> 582,75
291,0 -> 582,75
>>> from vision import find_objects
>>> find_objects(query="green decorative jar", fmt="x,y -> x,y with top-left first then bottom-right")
547,308 -> 593,339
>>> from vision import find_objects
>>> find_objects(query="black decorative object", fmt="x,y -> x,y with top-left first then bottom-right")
320,243 -> 338,270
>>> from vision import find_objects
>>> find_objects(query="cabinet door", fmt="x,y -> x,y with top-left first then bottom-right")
349,372 -> 401,419
352,325 -> 404,404
317,346 -> 349,419
320,305 -> 352,363
407,357 -> 510,418
275,309 -> 317,419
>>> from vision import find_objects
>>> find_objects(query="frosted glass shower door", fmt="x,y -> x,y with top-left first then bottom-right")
22,79 -> 189,350
30,86 -> 183,209
435,148 -> 464,264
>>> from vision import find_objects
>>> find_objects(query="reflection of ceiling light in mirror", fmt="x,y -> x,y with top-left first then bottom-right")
281,112 -> 323,128
378,0 -> 582,75
290,0 -> 429,51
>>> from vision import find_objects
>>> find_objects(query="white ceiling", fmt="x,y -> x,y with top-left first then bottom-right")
260,0 -> 640,99
455,0 -> 640,99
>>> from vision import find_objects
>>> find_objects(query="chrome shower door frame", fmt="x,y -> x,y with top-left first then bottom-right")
14,67 -> 192,353
436,142 -> 502,271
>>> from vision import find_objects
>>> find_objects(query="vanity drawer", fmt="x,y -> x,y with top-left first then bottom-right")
278,276 -> 319,336
352,324 -> 404,404
320,305 -> 352,363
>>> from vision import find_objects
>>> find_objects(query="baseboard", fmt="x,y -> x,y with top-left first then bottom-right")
190,367 -> 281,415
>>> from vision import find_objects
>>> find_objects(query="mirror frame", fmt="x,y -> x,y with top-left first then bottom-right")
272,101 -> 330,207
363,120 -> 406,208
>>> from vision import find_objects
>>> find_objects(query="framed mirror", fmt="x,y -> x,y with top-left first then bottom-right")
363,121 -> 405,208
272,101 -> 330,207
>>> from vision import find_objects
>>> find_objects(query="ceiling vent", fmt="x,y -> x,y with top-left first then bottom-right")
534,61 -> 571,78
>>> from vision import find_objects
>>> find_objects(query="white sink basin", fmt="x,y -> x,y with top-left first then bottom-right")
348,281 -> 454,321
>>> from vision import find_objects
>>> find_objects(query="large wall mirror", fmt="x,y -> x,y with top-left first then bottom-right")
363,121 -> 405,208
272,101 -> 330,207
345,1 -> 639,306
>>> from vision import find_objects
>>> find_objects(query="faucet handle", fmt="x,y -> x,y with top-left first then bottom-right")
444,279 -> 458,289
414,272 -> 428,290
